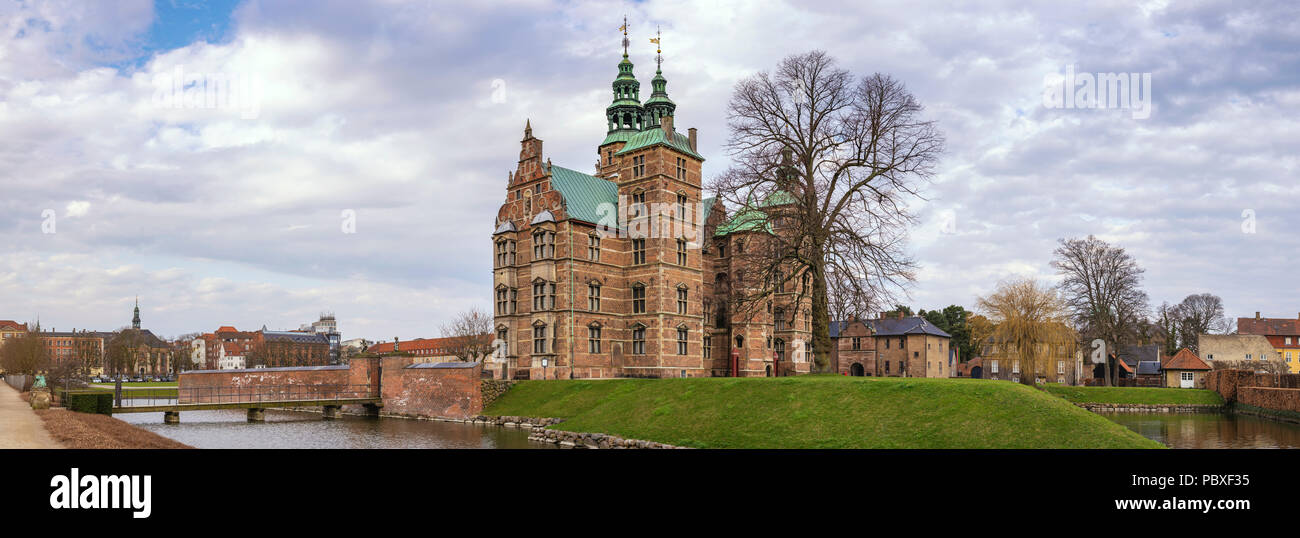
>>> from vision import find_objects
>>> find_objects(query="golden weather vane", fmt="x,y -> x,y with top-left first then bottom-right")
650,25 -> 662,69
619,16 -> 629,57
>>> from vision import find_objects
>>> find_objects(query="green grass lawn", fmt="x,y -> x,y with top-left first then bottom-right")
1041,384 -> 1223,406
485,376 -> 1162,449
90,381 -> 178,388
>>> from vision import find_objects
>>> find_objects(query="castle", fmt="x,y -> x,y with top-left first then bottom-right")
490,23 -> 813,379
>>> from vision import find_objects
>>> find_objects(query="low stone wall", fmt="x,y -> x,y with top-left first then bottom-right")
433,415 -> 686,449
381,360 -> 482,419
1075,402 -> 1222,413
480,379 -> 515,408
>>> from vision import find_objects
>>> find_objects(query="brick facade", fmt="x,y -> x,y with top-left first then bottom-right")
490,55 -> 812,380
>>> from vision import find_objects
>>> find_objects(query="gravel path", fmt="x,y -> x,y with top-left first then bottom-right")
0,384 -> 61,448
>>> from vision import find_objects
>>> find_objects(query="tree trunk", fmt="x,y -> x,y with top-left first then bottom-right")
810,255 -> 832,373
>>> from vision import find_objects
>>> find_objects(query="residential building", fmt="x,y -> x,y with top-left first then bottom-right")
1236,312 -> 1300,372
1199,333 -> 1279,368
870,313 -> 953,378
0,320 -> 27,344
982,334 -> 1084,385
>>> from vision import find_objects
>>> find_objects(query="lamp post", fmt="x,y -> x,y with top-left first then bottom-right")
541,357 -> 549,380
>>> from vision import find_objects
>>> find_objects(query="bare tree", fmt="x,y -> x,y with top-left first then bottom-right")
976,278 -> 1076,387
1155,302 -> 1181,357
439,308 -> 494,362
1212,359 -> 1288,375
1051,236 -> 1149,387
1174,293 -> 1230,353
0,323 -> 49,376
709,50 -> 943,372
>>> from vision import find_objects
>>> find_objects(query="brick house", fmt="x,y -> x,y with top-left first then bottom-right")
490,36 -> 812,379
870,314 -> 953,378
831,318 -> 877,376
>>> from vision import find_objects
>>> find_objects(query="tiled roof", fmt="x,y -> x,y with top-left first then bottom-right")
1136,361 -> 1162,375
1117,344 -> 1160,367
1238,317 -> 1300,336
367,336 -> 470,355
868,316 -> 952,338
613,127 -> 704,160
549,165 -> 618,225
263,331 -> 329,345
0,320 -> 27,331
1164,348 -> 1210,370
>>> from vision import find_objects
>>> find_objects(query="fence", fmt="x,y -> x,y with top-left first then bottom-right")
175,384 -> 376,406
4,374 -> 32,392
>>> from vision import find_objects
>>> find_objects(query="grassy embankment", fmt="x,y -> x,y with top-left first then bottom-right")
1041,384 -> 1223,406
485,375 -> 1161,449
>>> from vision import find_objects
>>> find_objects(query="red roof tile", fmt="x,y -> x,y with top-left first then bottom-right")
1164,348 -> 1210,371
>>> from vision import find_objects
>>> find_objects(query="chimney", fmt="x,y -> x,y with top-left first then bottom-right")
1256,312 -> 1261,319
662,115 -> 674,137
688,127 -> 698,152
897,311 -> 904,320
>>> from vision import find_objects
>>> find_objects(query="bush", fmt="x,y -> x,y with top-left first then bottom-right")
65,392 -> 114,416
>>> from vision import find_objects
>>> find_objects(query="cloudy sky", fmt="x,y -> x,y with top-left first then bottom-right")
1,0 -> 1296,341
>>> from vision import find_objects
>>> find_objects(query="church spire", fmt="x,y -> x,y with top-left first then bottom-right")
132,296 -> 141,329
643,25 -> 676,129
604,15 -> 645,137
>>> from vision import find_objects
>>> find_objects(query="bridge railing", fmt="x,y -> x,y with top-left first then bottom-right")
113,384 -> 377,407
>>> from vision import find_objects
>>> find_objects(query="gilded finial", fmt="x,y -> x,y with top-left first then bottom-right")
650,25 -> 662,71
619,16 -> 629,58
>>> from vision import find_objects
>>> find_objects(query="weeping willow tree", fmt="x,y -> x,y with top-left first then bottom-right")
976,278 -> 1076,387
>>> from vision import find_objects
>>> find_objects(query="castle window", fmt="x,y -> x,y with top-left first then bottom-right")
606,150 -> 613,165
676,192 -> 687,217
588,234 -> 600,261
717,241 -> 727,258
632,326 -> 646,354
532,231 -> 554,259
774,269 -> 785,293
633,238 -> 646,265
775,339 -> 785,361
497,328 -> 508,356
676,157 -> 687,180
677,287 -> 688,314
736,239 -> 745,254
533,281 -> 555,311
704,301 -> 713,327
852,337 -> 861,350
775,308 -> 786,331
496,240 -> 508,267
533,183 -> 541,195
589,326 -> 602,353
632,284 -> 646,314
496,287 -> 508,315
533,324 -> 547,354
509,288 -> 517,314
631,190 -> 646,218
633,155 -> 645,178
677,327 -> 688,355
704,336 -> 712,359
677,239 -> 687,265
588,283 -> 601,311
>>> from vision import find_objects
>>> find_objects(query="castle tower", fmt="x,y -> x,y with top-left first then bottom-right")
597,16 -> 646,178
132,296 -> 141,330
642,26 -> 676,129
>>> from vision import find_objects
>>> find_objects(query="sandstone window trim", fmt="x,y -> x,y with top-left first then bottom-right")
632,283 -> 647,314
677,325 -> 688,355
588,282 -> 601,312
588,324 -> 602,354
632,324 -> 646,355
532,322 -> 548,354
704,335 -> 712,359
588,234 -> 601,261
632,238 -> 646,265
676,285 -> 688,315
676,238 -> 687,265
675,157 -> 687,181
632,154 -> 646,178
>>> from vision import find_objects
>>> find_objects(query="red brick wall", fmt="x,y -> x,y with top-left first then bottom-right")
380,359 -> 484,419
178,365 -> 354,403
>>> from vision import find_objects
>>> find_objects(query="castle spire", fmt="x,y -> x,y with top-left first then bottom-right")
603,15 -> 645,138
132,296 -> 141,329
643,25 -> 676,129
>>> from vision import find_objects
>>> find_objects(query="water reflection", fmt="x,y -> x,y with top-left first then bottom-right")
1100,412 -> 1300,449
117,409 -> 552,449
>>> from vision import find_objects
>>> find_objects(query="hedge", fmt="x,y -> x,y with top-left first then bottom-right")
65,392 -> 114,416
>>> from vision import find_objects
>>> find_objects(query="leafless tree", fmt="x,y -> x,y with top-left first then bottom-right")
976,278 -> 1076,387
1174,293 -> 1230,353
0,323 -> 48,376
1212,359 -> 1288,375
439,307 -> 494,362
709,50 -> 943,372
1051,236 -> 1149,386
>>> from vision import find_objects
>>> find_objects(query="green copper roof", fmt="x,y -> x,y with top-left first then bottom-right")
714,205 -> 773,237
549,165 -> 618,225
600,130 -> 637,147
702,196 -> 715,225
614,127 -> 704,160
761,190 -> 798,207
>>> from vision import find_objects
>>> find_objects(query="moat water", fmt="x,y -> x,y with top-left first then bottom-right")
1099,411 -> 1300,449
117,408 -> 553,449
